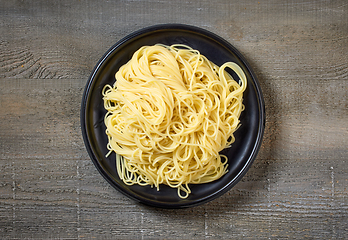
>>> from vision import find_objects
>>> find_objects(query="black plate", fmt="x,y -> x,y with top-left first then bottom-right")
81,24 -> 265,208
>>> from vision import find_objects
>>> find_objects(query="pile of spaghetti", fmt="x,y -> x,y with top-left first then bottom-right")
102,44 -> 247,198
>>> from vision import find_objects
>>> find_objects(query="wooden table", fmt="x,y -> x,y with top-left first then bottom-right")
1,0 -> 347,239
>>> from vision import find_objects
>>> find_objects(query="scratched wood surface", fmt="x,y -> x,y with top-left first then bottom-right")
0,0 -> 347,239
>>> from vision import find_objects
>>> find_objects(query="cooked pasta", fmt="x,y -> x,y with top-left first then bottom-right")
102,44 -> 247,198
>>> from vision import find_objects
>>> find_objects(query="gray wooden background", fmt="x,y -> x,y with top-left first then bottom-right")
1,0 -> 347,239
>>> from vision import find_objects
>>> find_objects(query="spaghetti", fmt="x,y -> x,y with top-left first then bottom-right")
102,44 -> 247,198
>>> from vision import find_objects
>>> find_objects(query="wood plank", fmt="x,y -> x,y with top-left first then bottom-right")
0,155 -> 346,239
0,78 -> 87,160
0,78 -> 346,161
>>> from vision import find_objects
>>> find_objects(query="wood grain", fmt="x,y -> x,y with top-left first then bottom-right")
0,0 -> 347,239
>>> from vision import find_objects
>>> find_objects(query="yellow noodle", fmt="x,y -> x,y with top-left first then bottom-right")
103,44 -> 247,198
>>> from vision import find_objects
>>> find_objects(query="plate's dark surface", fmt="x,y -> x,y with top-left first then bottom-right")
81,24 -> 265,208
